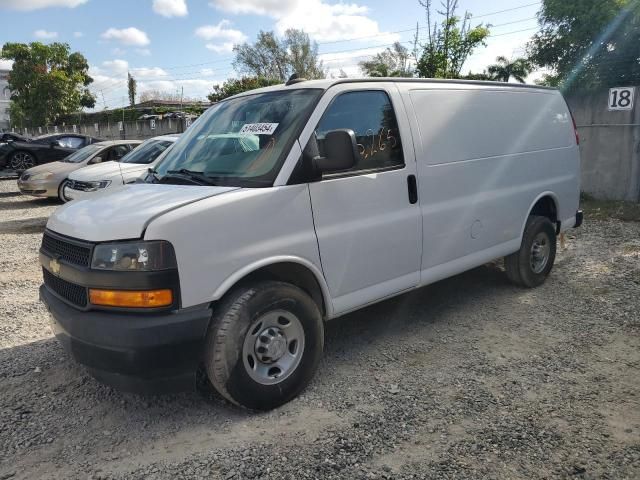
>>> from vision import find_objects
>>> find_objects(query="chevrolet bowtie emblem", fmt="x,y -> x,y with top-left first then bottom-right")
49,257 -> 61,276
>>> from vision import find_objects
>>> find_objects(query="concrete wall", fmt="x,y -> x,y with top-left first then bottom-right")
566,88 -> 640,202
16,117 -> 189,141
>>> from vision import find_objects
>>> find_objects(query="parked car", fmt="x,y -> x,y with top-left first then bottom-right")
0,133 -> 102,171
0,132 -> 28,143
17,140 -> 141,201
40,78 -> 582,410
63,135 -> 178,201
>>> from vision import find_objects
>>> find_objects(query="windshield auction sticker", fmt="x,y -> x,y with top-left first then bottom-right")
239,123 -> 279,135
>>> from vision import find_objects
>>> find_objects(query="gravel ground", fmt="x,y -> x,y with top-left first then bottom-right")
0,178 -> 639,480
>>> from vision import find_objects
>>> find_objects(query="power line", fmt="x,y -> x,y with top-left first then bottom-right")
91,1 -> 543,76
472,1 -> 541,18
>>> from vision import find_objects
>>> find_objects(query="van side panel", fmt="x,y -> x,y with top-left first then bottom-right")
143,184 -> 328,311
403,85 -> 580,277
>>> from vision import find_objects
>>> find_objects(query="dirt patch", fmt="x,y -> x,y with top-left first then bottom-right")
0,180 -> 639,479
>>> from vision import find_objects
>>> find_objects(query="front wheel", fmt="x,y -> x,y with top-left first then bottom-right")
204,281 -> 324,410
505,215 -> 557,288
58,179 -> 70,202
10,151 -> 36,171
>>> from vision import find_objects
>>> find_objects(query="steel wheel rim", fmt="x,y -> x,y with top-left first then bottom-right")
530,231 -> 551,274
11,152 -> 34,170
242,310 -> 305,385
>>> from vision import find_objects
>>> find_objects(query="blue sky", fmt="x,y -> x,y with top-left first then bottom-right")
0,0 -> 542,109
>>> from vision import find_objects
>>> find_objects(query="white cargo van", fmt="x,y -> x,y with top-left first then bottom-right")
39,78 -> 582,410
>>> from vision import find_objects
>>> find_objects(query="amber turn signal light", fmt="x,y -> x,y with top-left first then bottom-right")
89,289 -> 173,308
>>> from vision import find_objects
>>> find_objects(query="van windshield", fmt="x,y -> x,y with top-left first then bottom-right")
154,88 -> 322,187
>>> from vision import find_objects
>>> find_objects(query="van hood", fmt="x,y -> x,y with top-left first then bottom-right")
69,161 -> 147,183
47,183 -> 239,241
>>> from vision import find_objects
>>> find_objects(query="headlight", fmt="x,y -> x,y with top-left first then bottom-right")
91,240 -> 177,271
86,180 -> 111,191
30,172 -> 53,181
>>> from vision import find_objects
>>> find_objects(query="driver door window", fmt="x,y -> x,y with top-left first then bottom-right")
109,145 -> 130,160
313,90 -> 404,174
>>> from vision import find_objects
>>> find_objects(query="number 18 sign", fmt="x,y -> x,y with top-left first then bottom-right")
608,87 -> 635,111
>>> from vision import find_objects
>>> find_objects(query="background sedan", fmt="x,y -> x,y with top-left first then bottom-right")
17,140 -> 141,201
0,133 -> 102,172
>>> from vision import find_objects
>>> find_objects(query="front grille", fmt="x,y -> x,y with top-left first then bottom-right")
67,180 -> 94,192
41,231 -> 92,267
43,268 -> 88,308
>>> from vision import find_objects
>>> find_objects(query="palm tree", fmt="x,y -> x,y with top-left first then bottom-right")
487,56 -> 532,83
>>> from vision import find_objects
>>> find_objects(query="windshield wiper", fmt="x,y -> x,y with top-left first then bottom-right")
162,169 -> 217,186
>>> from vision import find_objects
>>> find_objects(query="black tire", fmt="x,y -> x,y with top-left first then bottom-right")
204,281 -> 324,410
10,151 -> 36,171
505,215 -> 557,288
58,180 -> 70,202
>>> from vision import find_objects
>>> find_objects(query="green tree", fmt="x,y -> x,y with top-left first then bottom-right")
359,42 -> 414,77
529,0 -> 640,91
233,29 -> 325,82
127,72 -> 137,106
207,76 -> 280,103
415,0 -> 490,79
0,42 -> 95,127
460,71 -> 493,81
487,56 -> 531,83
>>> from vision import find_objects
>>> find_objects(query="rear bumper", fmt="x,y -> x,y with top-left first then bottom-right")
40,285 -> 211,393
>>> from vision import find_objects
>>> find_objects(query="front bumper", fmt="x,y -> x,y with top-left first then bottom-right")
17,179 -> 58,198
40,285 -> 212,393
63,186 -> 91,201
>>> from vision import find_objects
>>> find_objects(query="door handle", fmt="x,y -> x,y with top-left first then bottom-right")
407,174 -> 418,204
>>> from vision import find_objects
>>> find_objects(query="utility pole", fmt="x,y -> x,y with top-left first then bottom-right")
121,96 -> 126,139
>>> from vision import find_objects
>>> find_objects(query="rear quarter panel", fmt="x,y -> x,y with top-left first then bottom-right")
400,84 -> 580,273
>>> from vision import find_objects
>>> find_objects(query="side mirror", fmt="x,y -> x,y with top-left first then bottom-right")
313,129 -> 359,174
90,156 -> 102,164
50,140 -> 61,148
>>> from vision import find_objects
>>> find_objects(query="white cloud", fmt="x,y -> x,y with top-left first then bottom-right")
131,66 -> 168,79
205,42 -> 234,53
111,47 -> 127,56
209,0 -> 398,43
0,0 -> 87,11
136,48 -> 151,56
209,0 -> 297,17
195,20 -> 246,53
101,59 -> 129,76
101,27 -> 150,46
276,1 -> 397,43
0,59 -> 14,70
73,31 -> 83,38
152,0 -> 187,17
34,29 -> 58,39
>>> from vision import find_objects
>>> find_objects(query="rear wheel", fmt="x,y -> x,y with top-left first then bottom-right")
204,281 -> 323,410
505,215 -> 557,288
10,151 -> 36,171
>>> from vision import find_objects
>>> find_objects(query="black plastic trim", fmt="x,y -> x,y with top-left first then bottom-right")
322,164 -> 405,180
41,285 -> 211,393
40,251 -> 181,313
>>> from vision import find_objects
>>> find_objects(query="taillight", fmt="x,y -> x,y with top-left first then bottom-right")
570,112 -> 579,145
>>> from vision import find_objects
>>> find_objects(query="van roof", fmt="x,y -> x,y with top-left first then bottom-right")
230,77 -> 557,99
